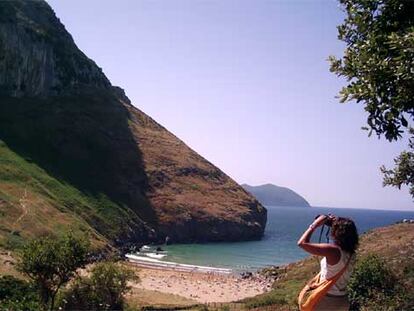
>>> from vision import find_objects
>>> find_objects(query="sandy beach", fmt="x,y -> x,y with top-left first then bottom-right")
126,262 -> 274,304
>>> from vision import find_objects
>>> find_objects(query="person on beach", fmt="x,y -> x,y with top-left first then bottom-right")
297,214 -> 358,311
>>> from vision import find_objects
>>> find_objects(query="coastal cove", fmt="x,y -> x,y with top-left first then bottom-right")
127,206 -> 414,271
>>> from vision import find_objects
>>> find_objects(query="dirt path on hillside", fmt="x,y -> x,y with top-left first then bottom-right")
14,188 -> 29,226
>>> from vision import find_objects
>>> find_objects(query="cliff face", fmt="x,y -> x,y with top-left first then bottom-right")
0,0 -> 110,97
0,0 -> 266,247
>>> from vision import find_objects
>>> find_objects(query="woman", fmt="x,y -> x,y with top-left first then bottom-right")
297,214 -> 359,311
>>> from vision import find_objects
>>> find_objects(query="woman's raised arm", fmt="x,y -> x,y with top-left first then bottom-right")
297,215 -> 341,265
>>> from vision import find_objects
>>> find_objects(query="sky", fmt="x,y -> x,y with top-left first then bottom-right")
47,0 -> 413,210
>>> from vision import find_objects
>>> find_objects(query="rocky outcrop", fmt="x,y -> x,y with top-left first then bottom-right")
0,0 -> 266,246
0,0 -> 110,97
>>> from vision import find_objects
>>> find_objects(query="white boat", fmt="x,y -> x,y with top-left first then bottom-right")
146,252 -> 167,259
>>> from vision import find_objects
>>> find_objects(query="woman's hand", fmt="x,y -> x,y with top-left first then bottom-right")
312,215 -> 328,228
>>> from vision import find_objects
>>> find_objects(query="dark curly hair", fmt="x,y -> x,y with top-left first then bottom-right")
331,217 -> 359,254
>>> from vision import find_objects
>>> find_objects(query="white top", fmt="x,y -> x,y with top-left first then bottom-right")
320,249 -> 353,296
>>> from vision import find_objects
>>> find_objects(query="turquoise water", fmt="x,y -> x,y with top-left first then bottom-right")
157,206 -> 414,271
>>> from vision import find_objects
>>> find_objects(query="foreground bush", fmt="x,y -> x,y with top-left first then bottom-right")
0,275 -> 40,311
18,232 -> 89,311
347,254 -> 409,311
59,261 -> 137,310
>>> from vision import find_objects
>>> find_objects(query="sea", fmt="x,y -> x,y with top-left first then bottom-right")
132,206 -> 414,272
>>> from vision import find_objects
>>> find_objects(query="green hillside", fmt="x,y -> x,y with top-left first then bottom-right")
0,138 -> 132,251
0,91 -> 156,250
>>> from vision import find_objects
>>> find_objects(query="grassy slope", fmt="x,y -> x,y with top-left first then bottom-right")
0,91 -> 156,249
0,139 -> 125,251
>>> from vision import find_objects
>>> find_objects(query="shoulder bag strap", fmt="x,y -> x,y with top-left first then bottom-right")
327,253 -> 353,282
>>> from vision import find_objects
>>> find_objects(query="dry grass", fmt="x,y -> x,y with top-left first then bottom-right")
0,251 -> 22,279
126,288 -> 197,309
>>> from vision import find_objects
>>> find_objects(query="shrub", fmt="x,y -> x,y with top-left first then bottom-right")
4,232 -> 25,250
358,290 -> 409,311
0,275 -> 40,311
59,261 -> 136,310
18,232 -> 89,311
347,254 -> 401,311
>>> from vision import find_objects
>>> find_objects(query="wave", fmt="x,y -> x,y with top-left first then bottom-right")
125,254 -> 232,274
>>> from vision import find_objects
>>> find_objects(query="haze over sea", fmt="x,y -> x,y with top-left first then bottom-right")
155,206 -> 414,271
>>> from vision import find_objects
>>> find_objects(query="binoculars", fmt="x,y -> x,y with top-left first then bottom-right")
315,214 -> 336,227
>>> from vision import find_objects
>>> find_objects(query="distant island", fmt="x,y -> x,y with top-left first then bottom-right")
242,183 -> 310,207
